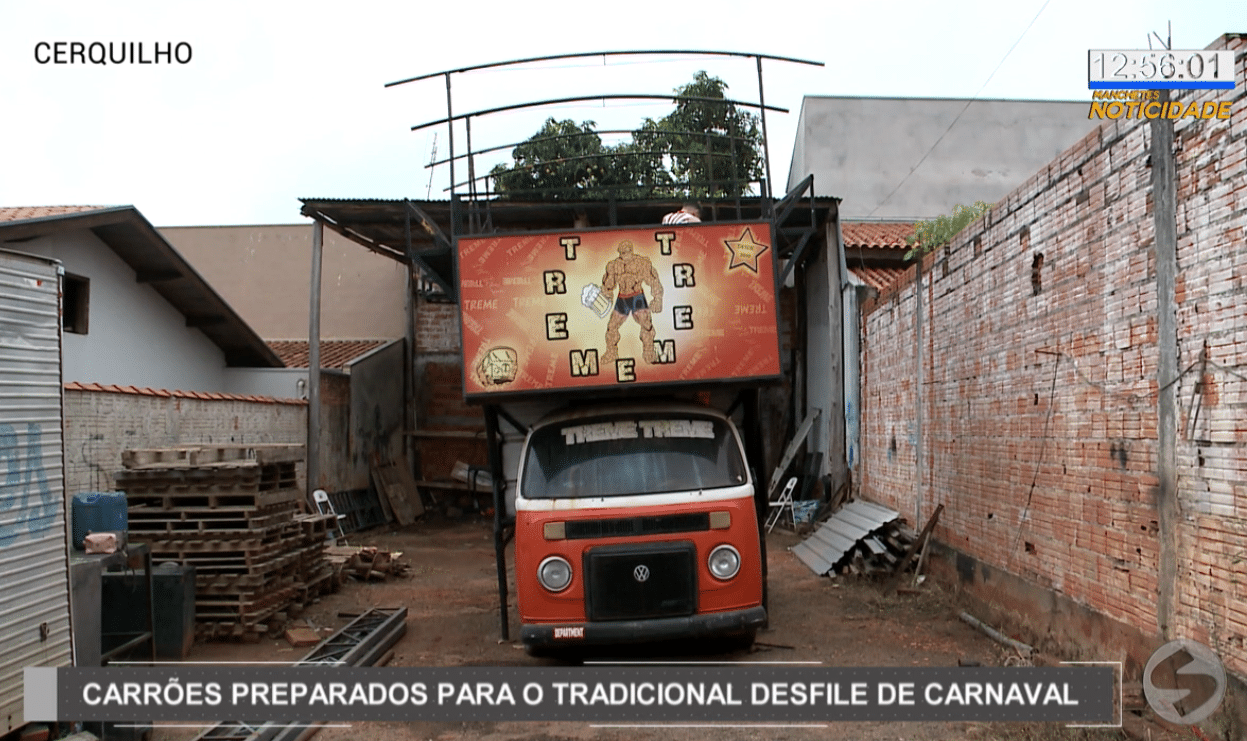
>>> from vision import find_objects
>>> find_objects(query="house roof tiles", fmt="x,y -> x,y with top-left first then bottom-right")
850,265 -> 910,292
0,206 -> 110,222
268,339 -> 389,370
841,221 -> 916,249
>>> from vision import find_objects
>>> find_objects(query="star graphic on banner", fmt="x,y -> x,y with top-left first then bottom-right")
723,227 -> 770,273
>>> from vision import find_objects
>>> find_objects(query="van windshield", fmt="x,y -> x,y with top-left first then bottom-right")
521,415 -> 748,499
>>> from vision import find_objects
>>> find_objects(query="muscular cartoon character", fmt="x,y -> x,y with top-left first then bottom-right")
601,239 -> 663,365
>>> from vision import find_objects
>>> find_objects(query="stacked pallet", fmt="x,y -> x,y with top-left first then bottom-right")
116,444 -> 336,639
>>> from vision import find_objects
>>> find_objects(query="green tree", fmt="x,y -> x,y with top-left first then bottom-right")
488,71 -> 762,201
904,201 -> 994,260
488,118 -> 606,200
654,71 -> 763,199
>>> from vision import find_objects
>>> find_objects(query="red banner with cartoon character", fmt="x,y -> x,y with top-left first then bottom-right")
458,221 -> 780,399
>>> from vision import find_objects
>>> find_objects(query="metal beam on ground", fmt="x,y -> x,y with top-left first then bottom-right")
187,608 -> 407,741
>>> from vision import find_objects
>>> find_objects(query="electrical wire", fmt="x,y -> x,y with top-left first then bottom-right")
867,0 -> 1053,217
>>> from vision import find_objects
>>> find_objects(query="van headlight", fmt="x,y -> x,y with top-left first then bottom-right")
538,556 -> 572,592
708,545 -> 741,580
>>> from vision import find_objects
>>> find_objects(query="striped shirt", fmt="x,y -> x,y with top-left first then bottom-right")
662,210 -> 701,225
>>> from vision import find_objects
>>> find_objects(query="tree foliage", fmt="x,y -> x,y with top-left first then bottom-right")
489,71 -> 763,201
904,201 -> 993,260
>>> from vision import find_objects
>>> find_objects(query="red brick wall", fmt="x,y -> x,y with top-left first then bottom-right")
1171,37 -> 1247,664
414,296 -> 487,480
860,35 -> 1246,674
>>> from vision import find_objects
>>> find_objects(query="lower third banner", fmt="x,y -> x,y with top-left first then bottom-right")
26,665 -> 1114,723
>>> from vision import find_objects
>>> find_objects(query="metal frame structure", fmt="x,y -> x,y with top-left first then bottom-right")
386,49 -> 822,205
300,50 -> 834,642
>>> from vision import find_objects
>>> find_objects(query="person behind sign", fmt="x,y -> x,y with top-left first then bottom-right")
601,240 -> 663,365
662,202 -> 701,225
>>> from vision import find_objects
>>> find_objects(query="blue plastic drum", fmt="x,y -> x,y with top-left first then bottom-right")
71,491 -> 128,549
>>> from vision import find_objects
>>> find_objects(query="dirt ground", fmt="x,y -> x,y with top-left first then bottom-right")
158,514 -> 1144,741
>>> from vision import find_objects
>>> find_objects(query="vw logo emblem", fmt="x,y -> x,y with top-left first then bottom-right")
633,564 -> 650,582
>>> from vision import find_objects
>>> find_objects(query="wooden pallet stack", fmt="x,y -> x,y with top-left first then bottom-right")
841,520 -> 917,576
115,444 -> 336,640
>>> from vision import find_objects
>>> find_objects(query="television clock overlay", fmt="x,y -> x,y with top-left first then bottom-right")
457,222 -> 782,399
1088,49 -> 1235,89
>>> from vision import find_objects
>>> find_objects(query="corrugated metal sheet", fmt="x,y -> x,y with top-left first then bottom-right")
791,500 -> 899,576
0,250 -> 72,731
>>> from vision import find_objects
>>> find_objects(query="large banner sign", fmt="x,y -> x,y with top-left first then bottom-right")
458,221 -> 781,399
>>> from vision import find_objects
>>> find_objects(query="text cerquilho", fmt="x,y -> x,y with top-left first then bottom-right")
34,42 -> 192,65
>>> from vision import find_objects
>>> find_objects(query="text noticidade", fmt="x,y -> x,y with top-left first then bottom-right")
1089,99 -> 1232,120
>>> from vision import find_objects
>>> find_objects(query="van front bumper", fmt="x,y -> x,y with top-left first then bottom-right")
520,605 -> 766,650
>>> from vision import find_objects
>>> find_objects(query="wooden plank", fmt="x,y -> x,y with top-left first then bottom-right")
883,504 -> 944,594
369,461 -> 395,523
285,627 -> 321,647
122,444 -> 306,469
116,463 -> 299,495
124,487 -> 304,511
371,460 -> 417,526
393,453 -> 426,520
415,480 -> 476,491
766,410 -> 820,499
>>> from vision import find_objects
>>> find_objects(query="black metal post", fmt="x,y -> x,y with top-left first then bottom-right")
742,388 -> 769,622
307,221 -> 323,495
485,405 -> 510,640
755,56 -> 774,200
444,72 -> 455,199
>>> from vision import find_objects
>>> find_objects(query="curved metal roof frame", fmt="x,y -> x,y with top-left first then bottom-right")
429,127 -> 754,168
386,50 -> 823,202
410,94 -> 786,132
384,49 -> 822,88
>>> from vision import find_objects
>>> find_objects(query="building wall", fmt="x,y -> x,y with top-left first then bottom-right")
314,372 -> 351,493
63,388 -> 307,497
805,223 -> 847,493
159,224 -> 408,340
18,230 -> 229,391
223,367 -> 309,400
858,35 -> 1246,677
347,340 -> 405,490
788,97 -> 1098,220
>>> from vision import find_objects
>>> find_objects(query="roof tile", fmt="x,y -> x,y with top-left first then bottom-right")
0,205 -> 111,223
842,221 -> 916,250
268,339 -> 389,370
851,265 -> 910,292
64,382 -> 305,405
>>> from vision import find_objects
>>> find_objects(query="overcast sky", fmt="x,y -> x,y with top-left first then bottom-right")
0,1 -> 1235,227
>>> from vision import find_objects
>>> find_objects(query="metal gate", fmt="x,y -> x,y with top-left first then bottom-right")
0,250 -> 72,732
